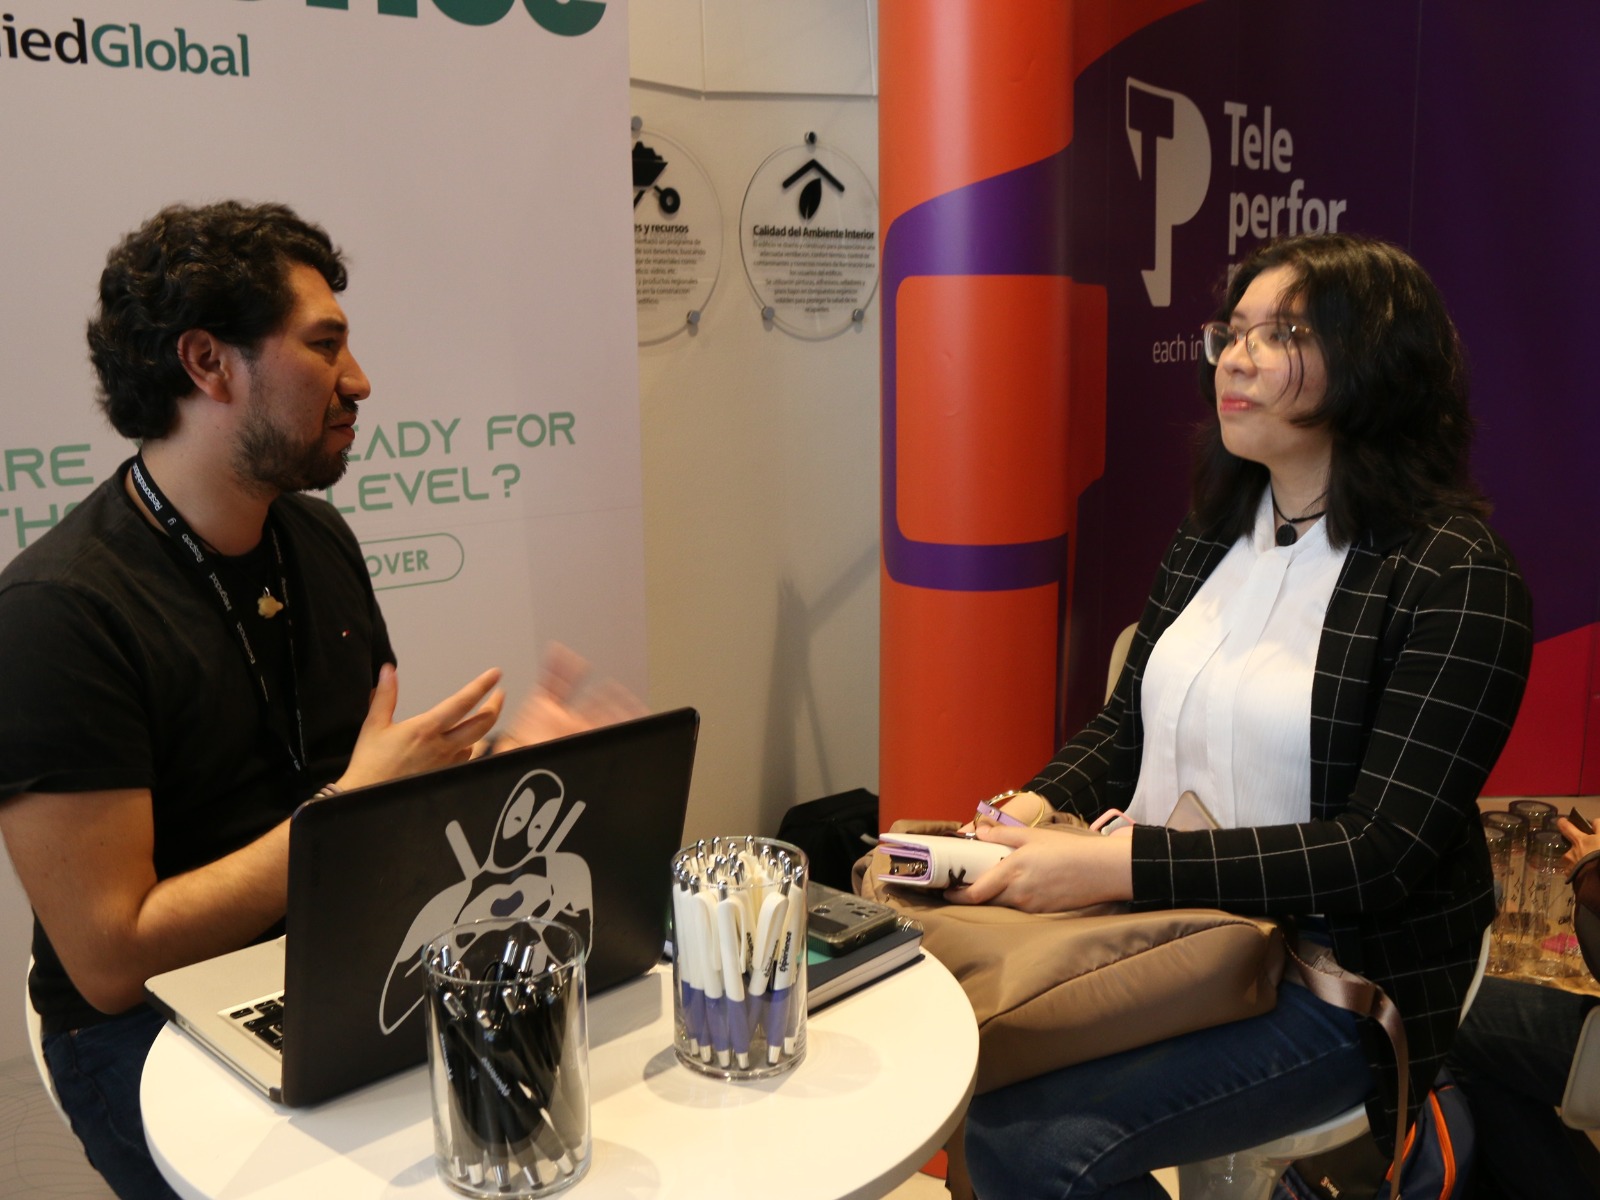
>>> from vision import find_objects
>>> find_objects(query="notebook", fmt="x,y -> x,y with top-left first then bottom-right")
144,706 -> 698,1107
806,916 -> 924,1011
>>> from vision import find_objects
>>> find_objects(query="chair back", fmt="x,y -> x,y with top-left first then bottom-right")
1458,927 -> 1492,1019
1560,1005 -> 1600,1130
1105,623 -> 1137,705
24,956 -> 67,1121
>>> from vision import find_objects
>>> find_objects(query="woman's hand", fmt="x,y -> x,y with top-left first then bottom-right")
1558,817 -> 1600,877
943,824 -> 1133,912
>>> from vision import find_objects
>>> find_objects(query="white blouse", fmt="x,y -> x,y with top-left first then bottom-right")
1127,490 -> 1350,830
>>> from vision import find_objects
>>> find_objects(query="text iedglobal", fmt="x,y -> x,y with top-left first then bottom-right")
2,17 -> 249,75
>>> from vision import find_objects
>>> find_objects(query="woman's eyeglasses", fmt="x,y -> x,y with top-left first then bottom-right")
1200,320 -> 1313,367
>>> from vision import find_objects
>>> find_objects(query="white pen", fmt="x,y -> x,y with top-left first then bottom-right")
715,883 -> 752,1069
747,886 -> 788,996
669,878 -> 702,1057
695,886 -> 728,1066
765,867 -> 806,1064
744,858 -> 767,956
686,880 -> 717,1063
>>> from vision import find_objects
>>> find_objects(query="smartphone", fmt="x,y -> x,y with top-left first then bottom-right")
1167,791 -> 1220,832
806,882 -> 899,955
1569,807 -> 1596,836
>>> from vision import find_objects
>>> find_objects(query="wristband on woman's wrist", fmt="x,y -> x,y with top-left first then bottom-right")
975,789 -> 1051,828
311,783 -> 343,802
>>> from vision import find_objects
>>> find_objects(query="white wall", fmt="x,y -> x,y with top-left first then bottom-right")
632,83 -> 882,841
628,3 -> 882,844
0,861 -> 30,1065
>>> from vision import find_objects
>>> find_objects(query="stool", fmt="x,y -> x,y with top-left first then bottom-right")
24,957 -> 68,1124
1175,1103 -> 1368,1199
1173,930 -> 1491,1198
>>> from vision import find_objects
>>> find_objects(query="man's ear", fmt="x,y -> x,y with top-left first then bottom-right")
174,329 -> 239,403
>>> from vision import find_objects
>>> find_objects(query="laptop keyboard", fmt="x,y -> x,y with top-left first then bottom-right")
223,991 -> 286,1054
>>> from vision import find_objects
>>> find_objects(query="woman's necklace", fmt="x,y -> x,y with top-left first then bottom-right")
1271,489 -> 1327,547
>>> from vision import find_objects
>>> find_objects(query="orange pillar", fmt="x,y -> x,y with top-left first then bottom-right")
878,2 -> 1075,825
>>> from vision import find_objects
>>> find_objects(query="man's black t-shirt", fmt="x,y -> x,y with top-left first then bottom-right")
0,461 -> 392,1032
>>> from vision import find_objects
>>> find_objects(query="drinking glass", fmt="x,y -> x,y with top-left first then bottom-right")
1525,830 -> 1576,979
1482,811 -> 1530,964
1483,824 -> 1519,974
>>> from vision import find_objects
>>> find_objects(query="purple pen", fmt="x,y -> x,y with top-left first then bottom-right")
765,984 -> 791,1067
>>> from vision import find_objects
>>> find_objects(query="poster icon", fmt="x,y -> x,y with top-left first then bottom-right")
782,159 -> 846,221
739,140 -> 878,338
631,125 -> 723,344
633,142 -> 681,215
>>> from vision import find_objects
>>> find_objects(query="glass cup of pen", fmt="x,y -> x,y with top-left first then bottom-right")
423,917 -> 591,1199
670,836 -> 809,1080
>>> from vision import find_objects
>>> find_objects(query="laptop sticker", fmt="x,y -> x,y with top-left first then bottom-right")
378,768 -> 593,1034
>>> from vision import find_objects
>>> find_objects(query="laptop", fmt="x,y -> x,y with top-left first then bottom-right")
144,707 -> 698,1107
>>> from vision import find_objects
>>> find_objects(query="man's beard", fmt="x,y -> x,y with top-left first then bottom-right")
233,399 -> 353,494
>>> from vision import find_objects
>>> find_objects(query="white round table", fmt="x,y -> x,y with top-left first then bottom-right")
142,955 -> 977,1200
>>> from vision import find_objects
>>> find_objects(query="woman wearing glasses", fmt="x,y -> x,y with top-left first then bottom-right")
952,234 -> 1532,1198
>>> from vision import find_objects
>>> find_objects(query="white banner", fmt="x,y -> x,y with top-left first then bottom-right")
0,0 -> 646,706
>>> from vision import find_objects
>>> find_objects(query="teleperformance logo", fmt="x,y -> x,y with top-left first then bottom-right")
1125,76 -> 1350,308
1124,77 -> 1209,309
1,16 -> 250,75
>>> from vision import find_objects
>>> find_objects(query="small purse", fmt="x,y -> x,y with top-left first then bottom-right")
873,832 -> 1012,888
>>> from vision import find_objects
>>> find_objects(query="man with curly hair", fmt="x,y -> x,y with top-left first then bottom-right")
0,202 -> 632,1198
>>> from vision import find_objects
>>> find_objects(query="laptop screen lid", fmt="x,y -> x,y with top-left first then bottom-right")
280,705 -> 698,1105
149,706 -> 697,1107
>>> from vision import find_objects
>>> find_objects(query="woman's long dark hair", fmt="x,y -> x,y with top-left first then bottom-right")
1192,234 -> 1488,546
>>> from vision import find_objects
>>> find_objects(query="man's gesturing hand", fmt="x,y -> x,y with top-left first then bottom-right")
338,663 -> 504,791
495,643 -> 646,750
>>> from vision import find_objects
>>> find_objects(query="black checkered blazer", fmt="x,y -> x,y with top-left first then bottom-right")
1025,513 -> 1533,1148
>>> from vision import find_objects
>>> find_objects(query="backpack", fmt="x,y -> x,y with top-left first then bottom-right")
774,788 -> 878,891
1276,1073 -> 1475,1200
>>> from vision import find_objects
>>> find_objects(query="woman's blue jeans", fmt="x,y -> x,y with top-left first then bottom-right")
42,1005 -> 181,1200
965,980 -> 1374,1200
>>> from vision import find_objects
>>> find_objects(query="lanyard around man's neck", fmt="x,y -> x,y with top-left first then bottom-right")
128,454 -> 307,776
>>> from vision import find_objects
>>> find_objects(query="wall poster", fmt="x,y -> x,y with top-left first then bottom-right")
740,137 -> 879,337
0,0 -> 647,708
632,123 -> 723,344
